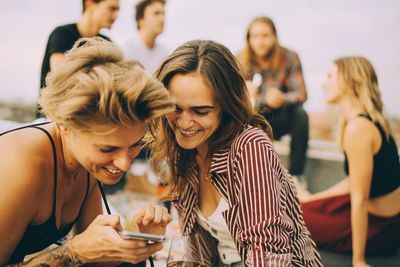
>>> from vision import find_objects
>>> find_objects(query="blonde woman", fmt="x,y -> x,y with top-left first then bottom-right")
300,56 -> 400,267
0,37 -> 174,266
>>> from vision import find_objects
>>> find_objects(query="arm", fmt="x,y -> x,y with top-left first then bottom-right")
283,51 -> 307,104
4,240 -> 82,267
49,53 -> 65,70
72,181 -> 170,266
235,140 -> 292,266
299,177 -> 350,203
344,120 -> 376,267
0,136 -> 49,265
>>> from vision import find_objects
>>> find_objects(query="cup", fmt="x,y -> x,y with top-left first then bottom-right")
166,233 -> 204,267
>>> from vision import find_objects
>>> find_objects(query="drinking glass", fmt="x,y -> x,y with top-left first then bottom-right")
166,233 -> 204,267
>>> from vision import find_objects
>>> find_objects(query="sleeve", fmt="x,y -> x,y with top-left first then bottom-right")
234,141 -> 293,266
47,26 -> 76,56
284,51 -> 307,104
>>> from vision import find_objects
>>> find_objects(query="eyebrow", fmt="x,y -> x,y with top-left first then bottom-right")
176,104 -> 215,111
98,136 -> 144,149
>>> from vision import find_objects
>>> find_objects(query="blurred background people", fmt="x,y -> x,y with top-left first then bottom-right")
38,0 -> 120,117
299,56 -> 400,267
237,16 -> 309,188
149,39 -> 322,266
119,0 -> 169,75
0,38 -> 174,265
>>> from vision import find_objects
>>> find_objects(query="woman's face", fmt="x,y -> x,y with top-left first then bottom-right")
248,21 -> 276,58
66,122 -> 145,184
166,72 -> 222,156
322,63 -> 342,103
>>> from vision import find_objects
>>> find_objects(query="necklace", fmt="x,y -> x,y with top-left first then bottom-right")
204,173 -> 211,182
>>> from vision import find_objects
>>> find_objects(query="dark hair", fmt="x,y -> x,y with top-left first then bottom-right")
135,0 -> 166,29
82,0 -> 104,13
149,40 -> 271,194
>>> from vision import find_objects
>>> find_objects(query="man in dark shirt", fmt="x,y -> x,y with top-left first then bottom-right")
38,0 -> 120,117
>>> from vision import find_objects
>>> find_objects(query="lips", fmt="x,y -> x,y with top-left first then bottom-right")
177,127 -> 200,137
103,167 -> 124,180
104,167 -> 123,174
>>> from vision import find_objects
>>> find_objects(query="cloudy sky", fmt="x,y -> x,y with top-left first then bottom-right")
1,0 -> 399,115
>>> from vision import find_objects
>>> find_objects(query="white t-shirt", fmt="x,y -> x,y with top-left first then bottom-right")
197,197 -> 242,264
119,34 -> 170,75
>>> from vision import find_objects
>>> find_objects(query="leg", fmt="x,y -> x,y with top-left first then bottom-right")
288,104 -> 309,175
263,104 -> 309,175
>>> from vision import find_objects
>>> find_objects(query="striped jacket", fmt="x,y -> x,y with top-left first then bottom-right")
173,125 -> 323,266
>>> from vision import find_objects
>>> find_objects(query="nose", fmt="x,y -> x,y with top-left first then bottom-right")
113,11 -> 119,21
176,111 -> 193,129
113,149 -> 137,172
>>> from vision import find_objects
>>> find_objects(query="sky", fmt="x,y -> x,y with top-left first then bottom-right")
1,0 -> 400,116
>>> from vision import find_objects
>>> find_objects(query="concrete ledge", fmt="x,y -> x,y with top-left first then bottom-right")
274,135 -> 344,162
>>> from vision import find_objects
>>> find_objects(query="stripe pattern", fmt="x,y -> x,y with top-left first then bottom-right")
173,125 -> 323,266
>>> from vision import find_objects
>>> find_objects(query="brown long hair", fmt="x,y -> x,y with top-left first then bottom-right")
148,40 -> 272,196
237,16 -> 283,74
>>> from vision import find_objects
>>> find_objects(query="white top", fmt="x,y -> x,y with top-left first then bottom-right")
197,197 -> 241,264
118,33 -> 170,75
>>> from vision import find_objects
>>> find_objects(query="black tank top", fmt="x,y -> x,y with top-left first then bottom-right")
1,123 -> 90,264
344,114 -> 400,198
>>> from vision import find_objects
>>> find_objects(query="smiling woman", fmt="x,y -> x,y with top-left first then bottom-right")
148,39 -> 323,266
0,37 -> 175,265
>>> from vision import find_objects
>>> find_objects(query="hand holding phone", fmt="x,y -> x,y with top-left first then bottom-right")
120,230 -> 167,243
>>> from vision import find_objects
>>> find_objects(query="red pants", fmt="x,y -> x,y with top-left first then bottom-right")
301,194 -> 400,255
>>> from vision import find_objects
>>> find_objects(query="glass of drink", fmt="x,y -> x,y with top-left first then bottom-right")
166,233 -> 204,267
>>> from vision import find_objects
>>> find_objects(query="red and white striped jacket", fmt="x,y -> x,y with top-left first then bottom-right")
172,125 -> 323,266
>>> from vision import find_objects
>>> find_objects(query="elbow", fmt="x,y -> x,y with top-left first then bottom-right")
350,194 -> 369,210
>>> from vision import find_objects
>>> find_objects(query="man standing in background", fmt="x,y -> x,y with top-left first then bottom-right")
119,0 -> 168,75
38,0 -> 120,117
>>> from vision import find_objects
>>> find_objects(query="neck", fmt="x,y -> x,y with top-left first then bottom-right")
139,30 -> 157,48
338,97 -> 365,122
77,16 -> 101,37
58,125 -> 85,177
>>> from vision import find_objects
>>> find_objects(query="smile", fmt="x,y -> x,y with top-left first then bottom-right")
104,167 -> 123,174
178,127 -> 200,136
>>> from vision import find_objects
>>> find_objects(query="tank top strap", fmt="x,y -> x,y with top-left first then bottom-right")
358,113 -> 372,121
0,121 -> 50,136
71,172 -> 91,225
29,125 -> 58,215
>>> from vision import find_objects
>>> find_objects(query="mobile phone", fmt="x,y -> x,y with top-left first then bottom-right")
120,230 -> 167,243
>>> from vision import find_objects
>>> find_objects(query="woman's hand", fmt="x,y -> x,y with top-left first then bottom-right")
70,214 -> 163,264
131,204 -> 172,235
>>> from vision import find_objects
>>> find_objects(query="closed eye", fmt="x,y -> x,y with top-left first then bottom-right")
100,147 -> 115,153
194,110 -> 210,115
99,137 -> 144,153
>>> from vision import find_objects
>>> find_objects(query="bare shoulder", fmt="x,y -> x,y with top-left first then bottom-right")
0,129 -> 57,260
344,117 -> 380,150
0,127 -> 55,199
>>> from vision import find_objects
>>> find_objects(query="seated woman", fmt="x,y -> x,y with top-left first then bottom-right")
0,37 -> 174,266
148,39 -> 322,266
299,56 -> 400,267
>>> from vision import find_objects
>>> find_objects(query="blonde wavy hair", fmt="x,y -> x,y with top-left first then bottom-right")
335,56 -> 391,145
39,37 -> 174,133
